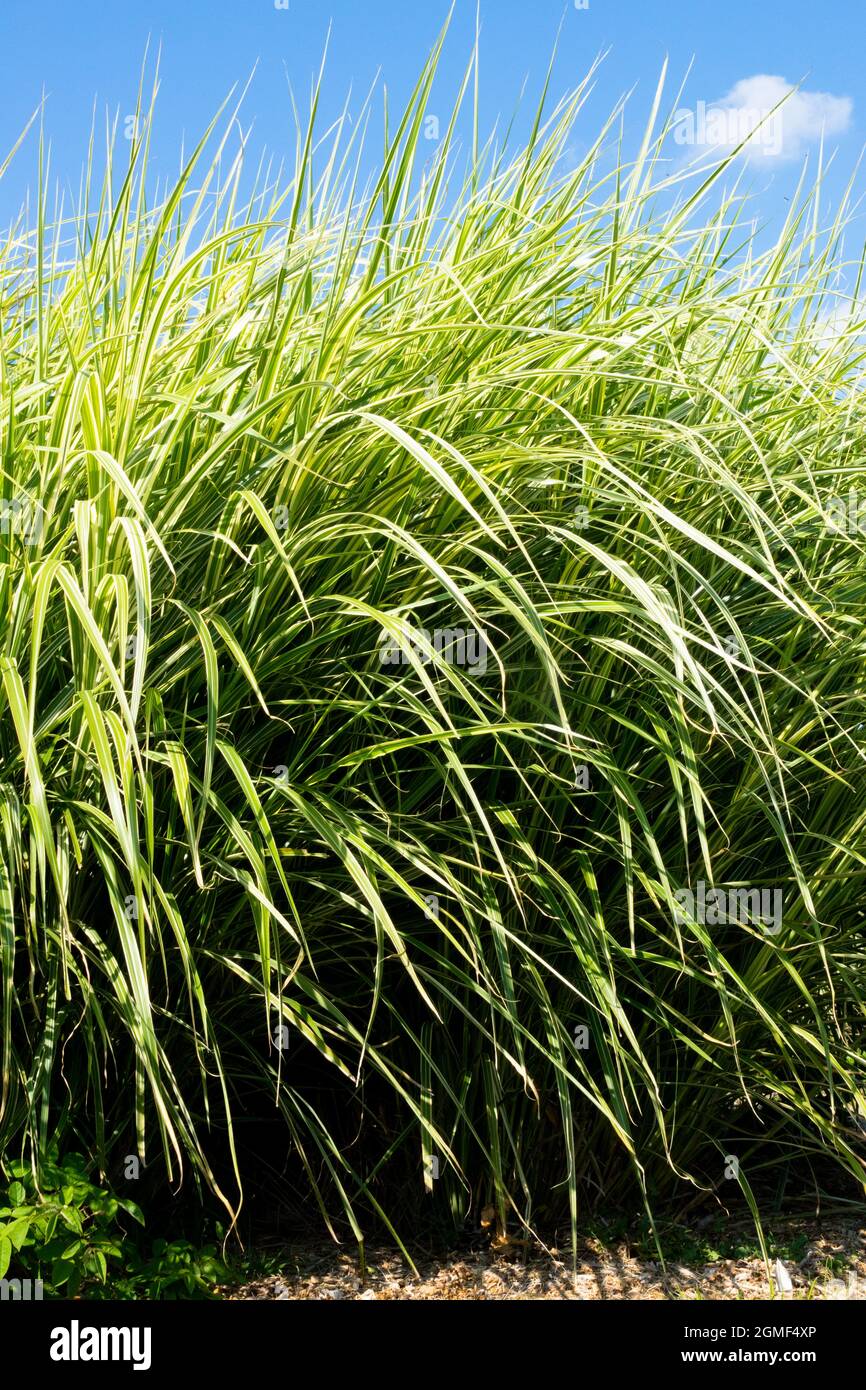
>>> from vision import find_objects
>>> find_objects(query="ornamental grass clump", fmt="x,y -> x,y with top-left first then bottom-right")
0,31 -> 864,1261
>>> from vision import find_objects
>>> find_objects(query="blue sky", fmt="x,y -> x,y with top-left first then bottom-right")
0,0 -> 863,229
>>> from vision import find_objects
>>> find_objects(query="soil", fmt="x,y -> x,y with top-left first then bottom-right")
222,1220 -> 865,1301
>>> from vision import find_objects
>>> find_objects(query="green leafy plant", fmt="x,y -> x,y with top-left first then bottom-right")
0,1152 -> 228,1297
0,1152 -> 142,1294
88,1238 -> 230,1301
0,19 -> 864,1269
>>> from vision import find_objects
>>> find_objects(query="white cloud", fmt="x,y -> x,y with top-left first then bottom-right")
672,75 -> 852,163
814,297 -> 866,351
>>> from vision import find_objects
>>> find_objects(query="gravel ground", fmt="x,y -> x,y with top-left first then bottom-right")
223,1221 -> 865,1301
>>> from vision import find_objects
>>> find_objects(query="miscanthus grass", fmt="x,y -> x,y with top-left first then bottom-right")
0,32 -> 865,1265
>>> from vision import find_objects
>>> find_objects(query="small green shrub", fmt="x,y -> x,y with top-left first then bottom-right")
0,1152 -> 138,1294
0,1152 -> 226,1297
